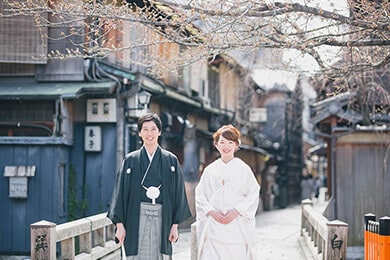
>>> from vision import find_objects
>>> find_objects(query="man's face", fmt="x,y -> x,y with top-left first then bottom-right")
138,120 -> 161,146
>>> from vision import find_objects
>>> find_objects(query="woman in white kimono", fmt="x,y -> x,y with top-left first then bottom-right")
195,124 -> 260,260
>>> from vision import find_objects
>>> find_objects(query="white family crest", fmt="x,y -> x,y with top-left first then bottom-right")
145,186 -> 161,204
141,159 -> 161,204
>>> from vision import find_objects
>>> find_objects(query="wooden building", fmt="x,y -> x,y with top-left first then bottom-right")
0,1 -> 267,255
311,92 -> 390,246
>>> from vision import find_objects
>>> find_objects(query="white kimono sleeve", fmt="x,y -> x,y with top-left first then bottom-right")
195,168 -> 215,221
234,165 -> 260,220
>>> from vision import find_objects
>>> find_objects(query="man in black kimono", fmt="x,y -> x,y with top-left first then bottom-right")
108,113 -> 191,258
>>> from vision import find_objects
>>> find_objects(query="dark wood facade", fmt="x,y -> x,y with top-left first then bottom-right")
311,92 -> 390,246
335,131 -> 390,246
0,1 -> 268,255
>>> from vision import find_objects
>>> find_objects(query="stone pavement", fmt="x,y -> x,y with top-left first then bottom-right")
0,200 -> 324,260
254,204 -> 307,260
173,204 -> 309,260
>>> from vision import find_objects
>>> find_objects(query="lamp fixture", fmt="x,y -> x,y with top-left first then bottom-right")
127,90 -> 152,111
137,90 -> 151,107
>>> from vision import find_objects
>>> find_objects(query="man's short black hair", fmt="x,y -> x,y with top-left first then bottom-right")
137,113 -> 162,132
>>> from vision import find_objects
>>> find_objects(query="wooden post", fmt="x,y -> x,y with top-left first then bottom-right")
30,220 -> 56,260
374,222 -> 380,260
325,220 -> 348,260
364,213 -> 376,260
379,216 -> 390,260
369,222 -> 373,260
301,199 -> 313,236
191,221 -> 198,260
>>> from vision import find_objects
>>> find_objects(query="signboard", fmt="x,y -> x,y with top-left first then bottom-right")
4,165 -> 35,199
85,126 -> 102,152
87,99 -> 117,122
9,177 -> 28,198
249,108 -> 267,122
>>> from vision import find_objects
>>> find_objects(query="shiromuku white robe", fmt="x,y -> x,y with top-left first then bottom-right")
195,157 -> 260,260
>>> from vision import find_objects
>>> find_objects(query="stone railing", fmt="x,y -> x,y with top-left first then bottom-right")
30,213 -> 120,260
300,199 -> 348,260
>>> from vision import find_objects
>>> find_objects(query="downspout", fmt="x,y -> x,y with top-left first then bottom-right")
54,98 -> 61,136
330,117 -> 337,219
96,60 -> 125,170
84,58 -> 125,171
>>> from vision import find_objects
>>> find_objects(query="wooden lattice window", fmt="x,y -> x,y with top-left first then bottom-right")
0,1 -> 47,64
0,100 -> 55,136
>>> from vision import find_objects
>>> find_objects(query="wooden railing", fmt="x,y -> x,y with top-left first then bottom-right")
30,213 -> 120,260
300,199 -> 348,260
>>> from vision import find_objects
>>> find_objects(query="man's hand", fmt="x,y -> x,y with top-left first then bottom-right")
168,224 -> 179,243
115,223 -> 126,244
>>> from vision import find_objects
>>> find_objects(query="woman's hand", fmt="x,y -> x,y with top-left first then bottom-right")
207,210 -> 226,224
115,223 -> 126,244
168,224 -> 179,243
208,209 -> 240,224
221,209 -> 240,224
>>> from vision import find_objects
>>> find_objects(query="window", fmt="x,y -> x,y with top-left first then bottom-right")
0,1 -> 47,64
208,64 -> 220,107
0,100 -> 56,136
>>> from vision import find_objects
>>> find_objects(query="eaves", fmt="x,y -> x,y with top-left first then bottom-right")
0,80 -> 117,100
100,61 -> 234,119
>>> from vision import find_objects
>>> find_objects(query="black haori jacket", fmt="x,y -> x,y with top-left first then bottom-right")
107,146 -> 192,255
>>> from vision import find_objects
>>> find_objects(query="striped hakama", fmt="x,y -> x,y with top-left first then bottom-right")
127,202 -> 172,260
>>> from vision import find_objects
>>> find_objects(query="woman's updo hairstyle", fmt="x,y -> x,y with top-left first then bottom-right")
212,124 -> 241,146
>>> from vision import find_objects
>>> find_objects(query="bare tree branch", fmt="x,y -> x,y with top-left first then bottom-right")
1,0 -> 389,74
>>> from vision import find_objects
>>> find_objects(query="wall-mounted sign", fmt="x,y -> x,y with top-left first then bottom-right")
4,165 -> 36,199
85,126 -> 102,152
87,99 -> 117,122
249,108 -> 267,122
9,177 -> 28,198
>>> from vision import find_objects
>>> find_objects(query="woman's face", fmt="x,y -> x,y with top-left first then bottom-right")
215,135 -> 238,160
138,120 -> 161,146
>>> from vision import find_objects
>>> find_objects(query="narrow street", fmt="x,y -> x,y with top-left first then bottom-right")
174,198 -> 328,260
